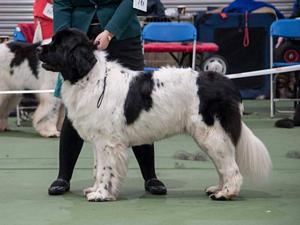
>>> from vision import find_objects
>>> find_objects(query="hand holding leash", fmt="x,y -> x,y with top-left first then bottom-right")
94,30 -> 113,50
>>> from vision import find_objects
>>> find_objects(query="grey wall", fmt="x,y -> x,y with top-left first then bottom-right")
0,0 -> 295,37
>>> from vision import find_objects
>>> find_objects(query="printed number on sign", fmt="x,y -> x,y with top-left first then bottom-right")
43,3 -> 53,19
133,0 -> 147,12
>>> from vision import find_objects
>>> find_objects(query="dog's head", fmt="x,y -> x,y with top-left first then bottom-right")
37,28 -> 97,84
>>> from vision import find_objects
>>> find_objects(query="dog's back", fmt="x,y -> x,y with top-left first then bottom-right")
0,41 -> 41,89
0,41 -> 62,137
121,68 -> 241,146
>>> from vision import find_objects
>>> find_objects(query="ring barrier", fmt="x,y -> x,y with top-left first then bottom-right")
0,90 -> 54,94
1,64 -> 300,95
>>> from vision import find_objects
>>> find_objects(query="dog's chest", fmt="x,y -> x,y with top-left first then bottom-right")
62,77 -> 129,141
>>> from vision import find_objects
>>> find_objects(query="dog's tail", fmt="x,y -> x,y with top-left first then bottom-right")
235,121 -> 272,181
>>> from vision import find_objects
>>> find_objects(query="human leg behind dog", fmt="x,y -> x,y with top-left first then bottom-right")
275,75 -> 300,128
48,28 -> 166,196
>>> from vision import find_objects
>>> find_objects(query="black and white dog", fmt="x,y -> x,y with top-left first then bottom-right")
0,41 -> 62,137
38,28 -> 272,202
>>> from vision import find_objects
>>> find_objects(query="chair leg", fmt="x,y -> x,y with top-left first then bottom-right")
270,73 -> 275,117
16,104 -> 21,127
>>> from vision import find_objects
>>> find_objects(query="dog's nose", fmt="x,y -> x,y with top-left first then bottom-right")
36,46 -> 43,54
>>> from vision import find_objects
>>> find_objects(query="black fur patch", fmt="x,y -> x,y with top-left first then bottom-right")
197,71 -> 242,145
7,42 -> 40,77
124,71 -> 154,125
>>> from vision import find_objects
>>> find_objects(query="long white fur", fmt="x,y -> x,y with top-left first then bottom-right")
0,42 -> 63,137
236,122 -> 272,181
61,51 -> 272,201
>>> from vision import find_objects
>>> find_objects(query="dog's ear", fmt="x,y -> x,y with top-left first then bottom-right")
71,44 -> 97,77
63,44 -> 97,84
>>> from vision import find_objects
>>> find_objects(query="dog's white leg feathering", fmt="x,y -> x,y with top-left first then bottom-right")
85,140 -> 128,202
0,94 -> 22,131
235,122 -> 272,181
92,143 -> 98,180
83,143 -> 99,195
190,120 -> 243,200
32,93 -> 61,137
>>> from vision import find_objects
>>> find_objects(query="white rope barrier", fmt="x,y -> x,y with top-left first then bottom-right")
227,64 -> 300,79
0,89 -> 54,95
0,64 -> 300,95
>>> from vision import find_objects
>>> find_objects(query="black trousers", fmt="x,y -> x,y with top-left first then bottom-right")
57,26 -> 157,182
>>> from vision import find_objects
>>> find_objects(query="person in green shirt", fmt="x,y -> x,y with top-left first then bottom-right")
48,0 -> 167,196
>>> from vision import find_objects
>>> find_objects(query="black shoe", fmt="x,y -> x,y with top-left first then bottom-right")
48,178 -> 70,195
275,118 -> 295,128
144,178 -> 167,195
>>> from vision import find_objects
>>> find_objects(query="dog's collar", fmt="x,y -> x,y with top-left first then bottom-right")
97,62 -> 108,108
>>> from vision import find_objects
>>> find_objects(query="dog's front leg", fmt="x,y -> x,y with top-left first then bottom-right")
92,143 -> 97,180
82,143 -> 98,196
85,140 -> 128,202
83,142 -> 102,197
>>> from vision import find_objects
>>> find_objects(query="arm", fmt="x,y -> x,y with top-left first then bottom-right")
105,0 -> 137,40
53,0 -> 72,32
94,0 -> 138,49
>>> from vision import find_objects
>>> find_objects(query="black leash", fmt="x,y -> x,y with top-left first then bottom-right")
97,65 -> 108,108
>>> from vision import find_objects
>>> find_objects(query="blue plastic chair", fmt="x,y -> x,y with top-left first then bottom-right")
13,27 -> 27,42
142,22 -> 197,70
270,19 -> 300,117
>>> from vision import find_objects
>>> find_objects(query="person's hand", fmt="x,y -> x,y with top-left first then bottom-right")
94,30 -> 113,50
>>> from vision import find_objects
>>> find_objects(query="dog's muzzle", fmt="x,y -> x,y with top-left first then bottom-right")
37,47 -> 59,72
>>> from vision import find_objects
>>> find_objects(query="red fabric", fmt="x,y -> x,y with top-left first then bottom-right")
33,0 -> 53,20
144,42 -> 219,53
33,0 -> 53,40
18,23 -> 35,43
34,18 -> 53,40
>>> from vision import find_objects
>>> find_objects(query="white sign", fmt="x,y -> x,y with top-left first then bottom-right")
133,0 -> 147,12
43,3 -> 53,19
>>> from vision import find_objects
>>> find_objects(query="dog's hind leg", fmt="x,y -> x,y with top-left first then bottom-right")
0,95 -> 10,131
32,93 -> 61,137
85,140 -> 128,202
190,119 -> 243,200
0,94 -> 21,131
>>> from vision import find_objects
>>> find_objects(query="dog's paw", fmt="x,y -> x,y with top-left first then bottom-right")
0,127 -> 8,132
39,130 -> 60,138
205,185 -> 220,196
86,189 -> 116,202
209,190 -> 236,201
209,193 -> 231,201
83,186 -> 97,196
49,131 -> 60,138
0,122 -> 8,132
